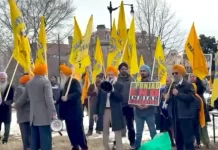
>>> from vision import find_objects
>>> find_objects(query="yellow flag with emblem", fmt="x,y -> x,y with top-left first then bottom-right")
154,36 -> 167,85
107,20 -> 123,68
74,15 -> 93,74
9,0 -> 31,72
128,17 -> 138,75
185,23 -> 208,79
92,37 -> 103,82
137,55 -> 145,81
69,17 -> 82,68
35,16 -> 47,65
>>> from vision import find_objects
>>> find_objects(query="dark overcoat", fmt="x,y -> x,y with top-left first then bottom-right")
95,81 -> 125,131
0,84 -> 14,123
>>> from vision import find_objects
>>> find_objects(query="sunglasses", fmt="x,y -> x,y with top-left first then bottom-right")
172,72 -> 178,75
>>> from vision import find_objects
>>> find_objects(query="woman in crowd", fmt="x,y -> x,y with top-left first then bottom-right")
190,74 -> 211,148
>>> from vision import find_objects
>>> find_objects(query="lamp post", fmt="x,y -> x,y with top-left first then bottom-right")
107,1 -> 134,29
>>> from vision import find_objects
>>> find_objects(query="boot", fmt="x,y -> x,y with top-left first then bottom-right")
86,130 -> 93,136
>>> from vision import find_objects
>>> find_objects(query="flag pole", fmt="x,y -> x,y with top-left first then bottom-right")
4,62 -> 19,101
151,57 -> 156,81
4,55 -> 13,72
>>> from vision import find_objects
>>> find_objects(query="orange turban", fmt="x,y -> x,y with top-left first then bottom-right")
59,64 -> 72,76
19,75 -> 31,84
172,64 -> 186,75
33,64 -> 47,76
106,66 -> 118,77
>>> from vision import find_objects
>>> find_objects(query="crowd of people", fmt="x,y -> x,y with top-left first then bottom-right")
0,62 -> 212,150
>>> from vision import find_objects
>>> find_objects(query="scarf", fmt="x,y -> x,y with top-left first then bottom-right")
195,93 -> 206,128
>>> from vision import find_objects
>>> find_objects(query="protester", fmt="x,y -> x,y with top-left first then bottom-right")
192,83 -> 206,149
0,72 -> 14,144
166,64 -> 196,150
50,75 -> 61,118
13,74 -> 31,150
190,74 -> 211,148
13,64 -> 57,150
94,66 -> 125,150
134,65 -> 157,150
117,62 -> 135,149
86,73 -> 104,136
59,64 -> 88,150
158,77 -> 175,147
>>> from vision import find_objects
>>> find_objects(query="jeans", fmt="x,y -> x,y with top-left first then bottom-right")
135,114 -> 157,149
0,121 -> 10,142
31,125 -> 52,150
19,122 -> 31,150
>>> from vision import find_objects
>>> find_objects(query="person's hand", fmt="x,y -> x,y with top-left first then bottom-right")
52,114 -> 58,120
137,105 -> 144,110
93,114 -> 98,121
172,88 -> 178,96
61,96 -> 67,102
164,93 -> 170,100
11,103 -> 15,108
142,105 -> 148,109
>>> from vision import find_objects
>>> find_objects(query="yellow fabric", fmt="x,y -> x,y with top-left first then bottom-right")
35,16 -> 47,65
185,23 -> 208,79
74,15 -> 93,74
92,37 -> 103,83
211,51 -> 218,107
81,71 -> 89,104
195,93 -> 206,128
9,0 -> 31,72
127,18 -> 139,75
69,17 -> 82,72
154,37 -> 167,86
137,55 -> 145,81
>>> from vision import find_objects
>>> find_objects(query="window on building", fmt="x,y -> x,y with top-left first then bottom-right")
105,34 -> 110,41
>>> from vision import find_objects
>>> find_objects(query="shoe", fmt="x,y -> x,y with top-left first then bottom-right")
130,144 -> 135,150
86,131 -> 93,136
96,130 -> 102,134
72,147 -> 79,150
2,140 -> 7,144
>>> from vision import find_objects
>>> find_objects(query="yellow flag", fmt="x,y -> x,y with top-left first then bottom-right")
92,37 -> 103,82
107,20 -> 123,68
69,17 -> 82,66
128,18 -> 139,75
154,37 -> 167,85
75,15 -> 93,73
211,51 -> 218,107
9,0 -> 31,72
35,16 -> 47,65
185,23 -> 208,79
81,71 -> 89,104
137,55 -> 145,81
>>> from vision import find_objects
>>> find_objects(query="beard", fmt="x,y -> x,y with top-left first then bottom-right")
0,81 -> 8,93
60,75 -> 68,90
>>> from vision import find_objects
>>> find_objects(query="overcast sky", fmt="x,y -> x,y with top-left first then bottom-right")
72,0 -> 218,41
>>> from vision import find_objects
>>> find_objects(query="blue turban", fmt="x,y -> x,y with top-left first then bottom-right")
140,65 -> 151,75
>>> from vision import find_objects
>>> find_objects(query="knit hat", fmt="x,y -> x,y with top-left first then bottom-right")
33,64 -> 47,76
106,66 -> 118,76
140,65 -> 151,75
0,72 -> 8,79
59,64 -> 72,76
172,64 -> 186,75
19,75 -> 31,84
118,62 -> 128,70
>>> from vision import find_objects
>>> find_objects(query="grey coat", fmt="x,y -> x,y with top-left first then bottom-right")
15,76 -> 56,126
14,85 -> 30,124
95,81 -> 125,131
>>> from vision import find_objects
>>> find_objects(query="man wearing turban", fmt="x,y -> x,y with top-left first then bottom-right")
0,72 -> 14,144
94,66 -> 125,150
58,64 -> 88,150
13,74 -> 31,150
14,64 -> 57,150
165,64 -> 196,150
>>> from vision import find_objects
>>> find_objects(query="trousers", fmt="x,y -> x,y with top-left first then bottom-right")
0,121 -> 10,142
19,122 -> 31,150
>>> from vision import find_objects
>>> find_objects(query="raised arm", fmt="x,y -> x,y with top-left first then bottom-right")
110,83 -> 123,102
67,79 -> 82,102
176,83 -> 195,103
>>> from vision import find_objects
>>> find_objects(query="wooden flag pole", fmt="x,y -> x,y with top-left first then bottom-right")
4,55 -> 13,72
4,62 -> 19,101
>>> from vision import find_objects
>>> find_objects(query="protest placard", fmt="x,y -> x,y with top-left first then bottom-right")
128,82 -> 161,106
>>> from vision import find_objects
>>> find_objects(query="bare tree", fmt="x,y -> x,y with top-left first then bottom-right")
0,0 -> 75,51
135,0 -> 184,67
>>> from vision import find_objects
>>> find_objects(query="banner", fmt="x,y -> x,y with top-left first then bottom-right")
183,53 -> 212,75
128,82 -> 161,106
